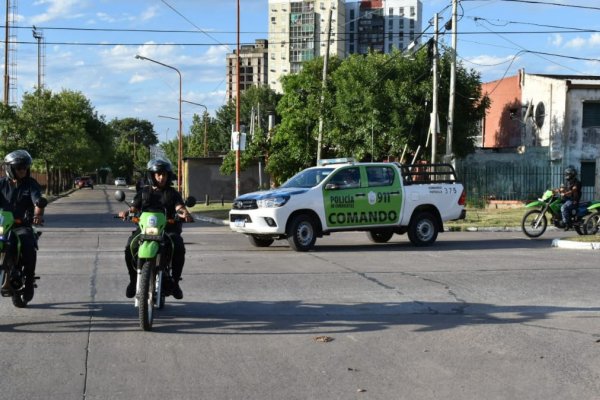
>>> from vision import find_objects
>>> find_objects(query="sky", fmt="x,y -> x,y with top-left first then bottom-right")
4,0 -> 600,143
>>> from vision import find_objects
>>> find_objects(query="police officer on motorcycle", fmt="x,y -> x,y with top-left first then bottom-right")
118,158 -> 193,300
559,166 -> 582,230
0,150 -> 45,301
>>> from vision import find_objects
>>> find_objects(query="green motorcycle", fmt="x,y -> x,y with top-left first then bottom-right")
522,189 -> 599,238
0,198 -> 48,308
115,190 -> 195,331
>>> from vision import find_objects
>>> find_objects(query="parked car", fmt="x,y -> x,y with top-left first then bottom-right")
114,177 -> 127,186
77,176 -> 94,189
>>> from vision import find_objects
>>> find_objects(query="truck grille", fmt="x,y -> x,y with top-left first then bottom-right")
232,199 -> 257,210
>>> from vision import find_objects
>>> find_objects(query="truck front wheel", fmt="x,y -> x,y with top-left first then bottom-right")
366,229 -> 394,243
408,212 -> 438,246
248,235 -> 274,247
287,214 -> 317,252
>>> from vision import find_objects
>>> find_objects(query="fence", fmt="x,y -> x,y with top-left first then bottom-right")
456,164 -> 595,205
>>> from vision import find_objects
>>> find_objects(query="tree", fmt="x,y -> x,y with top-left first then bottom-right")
16,88 -> 112,194
109,118 -> 158,178
218,86 -> 282,180
267,48 -> 489,183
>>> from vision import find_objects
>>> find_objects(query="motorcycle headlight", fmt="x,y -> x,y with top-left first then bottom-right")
144,227 -> 160,235
257,196 -> 289,208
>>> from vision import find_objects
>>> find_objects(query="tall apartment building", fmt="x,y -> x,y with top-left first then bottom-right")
268,0 -> 346,93
226,39 -> 269,102
345,0 -> 422,55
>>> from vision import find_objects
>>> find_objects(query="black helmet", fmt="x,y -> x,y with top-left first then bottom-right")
3,149 -> 32,179
146,158 -> 174,186
564,166 -> 577,180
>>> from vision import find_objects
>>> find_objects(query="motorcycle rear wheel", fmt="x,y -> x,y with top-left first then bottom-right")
522,210 -> 547,238
138,261 -> 156,331
583,212 -> 600,235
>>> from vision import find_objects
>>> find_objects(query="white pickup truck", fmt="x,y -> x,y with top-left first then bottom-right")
229,158 -> 466,251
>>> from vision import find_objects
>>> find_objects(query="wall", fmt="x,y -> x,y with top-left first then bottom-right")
183,157 -> 269,202
520,74 -> 568,157
481,74 -> 522,148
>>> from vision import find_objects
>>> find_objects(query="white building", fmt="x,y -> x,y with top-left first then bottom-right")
345,0 -> 422,55
268,0 -> 346,93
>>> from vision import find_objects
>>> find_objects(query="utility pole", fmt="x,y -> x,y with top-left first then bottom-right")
316,8 -> 333,163
446,0 -> 458,166
4,0 -> 10,105
32,26 -> 43,90
235,0 -> 241,197
431,14 -> 439,164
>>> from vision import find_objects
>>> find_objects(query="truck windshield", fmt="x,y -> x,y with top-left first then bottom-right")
280,168 -> 334,189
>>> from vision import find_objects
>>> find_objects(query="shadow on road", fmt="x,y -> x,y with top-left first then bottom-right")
0,300 -> 598,335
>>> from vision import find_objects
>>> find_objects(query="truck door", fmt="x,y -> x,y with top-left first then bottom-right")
323,165 -> 401,228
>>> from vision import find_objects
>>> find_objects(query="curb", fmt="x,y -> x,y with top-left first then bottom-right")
194,214 -> 228,226
552,239 -> 600,250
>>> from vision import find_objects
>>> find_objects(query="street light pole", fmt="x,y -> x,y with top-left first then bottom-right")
135,54 -> 183,193
236,0 -> 241,198
182,100 -> 209,157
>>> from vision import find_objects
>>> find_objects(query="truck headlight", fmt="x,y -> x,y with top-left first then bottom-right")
257,196 -> 289,208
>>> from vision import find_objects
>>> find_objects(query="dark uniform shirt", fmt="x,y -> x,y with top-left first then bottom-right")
0,176 -> 43,224
132,185 -> 185,232
564,178 -> 582,202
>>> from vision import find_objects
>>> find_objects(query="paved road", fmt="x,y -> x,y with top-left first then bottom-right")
0,185 -> 598,400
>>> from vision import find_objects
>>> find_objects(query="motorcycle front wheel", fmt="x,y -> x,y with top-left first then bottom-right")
522,210 -> 547,238
138,260 -> 156,331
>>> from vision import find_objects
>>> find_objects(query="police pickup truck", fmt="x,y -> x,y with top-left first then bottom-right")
229,158 -> 466,251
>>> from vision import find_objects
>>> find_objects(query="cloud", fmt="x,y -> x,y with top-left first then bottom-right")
29,0 -> 89,24
129,73 -> 148,84
141,6 -> 159,21
589,33 -> 600,47
549,34 -> 563,48
565,37 -> 588,49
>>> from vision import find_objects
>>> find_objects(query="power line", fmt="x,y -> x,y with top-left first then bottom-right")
462,0 -> 600,11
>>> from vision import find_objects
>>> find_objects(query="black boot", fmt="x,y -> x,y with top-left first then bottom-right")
125,274 -> 137,298
171,276 -> 183,300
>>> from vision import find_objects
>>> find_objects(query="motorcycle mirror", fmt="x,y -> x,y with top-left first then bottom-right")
114,190 -> 126,202
36,197 -> 48,208
185,196 -> 196,208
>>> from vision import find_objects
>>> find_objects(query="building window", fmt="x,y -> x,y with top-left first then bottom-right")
581,161 -> 596,187
389,7 -> 393,16
271,16 -> 276,24
583,102 -> 600,127
399,7 -> 404,16
410,7 -> 415,16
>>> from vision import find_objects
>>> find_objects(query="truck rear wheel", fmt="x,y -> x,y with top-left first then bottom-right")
408,212 -> 438,246
287,214 -> 317,252
366,229 -> 394,243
